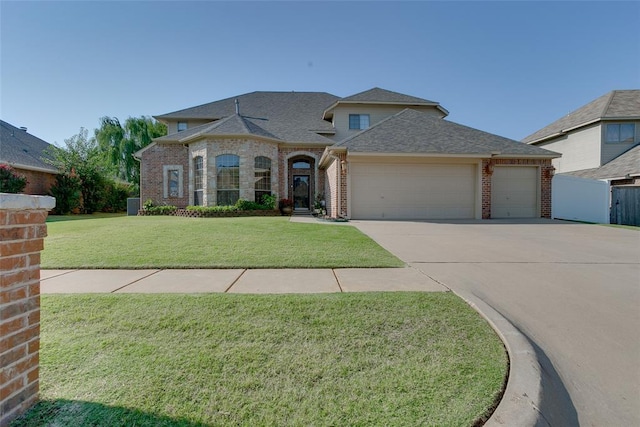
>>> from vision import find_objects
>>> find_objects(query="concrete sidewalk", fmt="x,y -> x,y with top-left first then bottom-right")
40,267 -> 448,294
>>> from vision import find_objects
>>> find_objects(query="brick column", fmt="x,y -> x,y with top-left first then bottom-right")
0,194 -> 55,426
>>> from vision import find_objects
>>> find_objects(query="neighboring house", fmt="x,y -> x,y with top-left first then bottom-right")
523,90 -> 640,186
0,120 -> 58,195
136,88 -> 559,220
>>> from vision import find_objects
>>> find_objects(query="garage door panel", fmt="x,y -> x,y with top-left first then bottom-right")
491,167 -> 538,218
351,163 -> 476,220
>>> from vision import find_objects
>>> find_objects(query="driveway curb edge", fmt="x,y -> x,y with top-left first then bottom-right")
453,290 -> 548,427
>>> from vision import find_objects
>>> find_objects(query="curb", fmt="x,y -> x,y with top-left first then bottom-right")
453,290 -> 548,427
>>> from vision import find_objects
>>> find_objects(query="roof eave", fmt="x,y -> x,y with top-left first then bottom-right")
322,100 -> 448,120
0,161 -> 58,174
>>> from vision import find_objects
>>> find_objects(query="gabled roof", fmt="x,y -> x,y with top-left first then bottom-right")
0,120 -> 57,173
523,90 -> 640,144
323,87 -> 448,119
334,109 -> 559,158
564,144 -> 640,181
154,91 -> 338,144
154,114 -> 280,143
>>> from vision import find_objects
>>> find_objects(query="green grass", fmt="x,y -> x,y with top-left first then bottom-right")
42,215 -> 404,269
13,293 -> 507,427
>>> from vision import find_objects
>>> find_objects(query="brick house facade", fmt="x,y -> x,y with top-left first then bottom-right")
137,88 -> 559,220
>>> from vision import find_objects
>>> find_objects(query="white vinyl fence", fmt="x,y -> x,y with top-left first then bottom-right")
552,175 -> 610,224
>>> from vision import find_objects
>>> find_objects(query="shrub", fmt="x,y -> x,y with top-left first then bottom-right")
0,164 -> 27,193
102,181 -> 133,213
235,199 -> 271,211
145,205 -> 178,215
49,173 -> 82,215
260,194 -> 277,210
186,205 -> 239,213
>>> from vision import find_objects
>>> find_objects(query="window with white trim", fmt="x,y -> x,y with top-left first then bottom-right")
177,122 -> 187,132
349,114 -> 370,130
216,154 -> 239,206
605,123 -> 635,143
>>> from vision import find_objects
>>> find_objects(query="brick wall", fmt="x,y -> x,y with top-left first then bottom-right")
13,169 -> 56,197
0,194 -> 55,426
140,143 -> 190,208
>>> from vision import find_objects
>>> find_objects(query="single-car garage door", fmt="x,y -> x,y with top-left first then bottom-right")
350,163 -> 477,220
491,166 -> 538,218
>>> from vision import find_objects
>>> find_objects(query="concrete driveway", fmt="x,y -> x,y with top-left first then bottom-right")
353,219 -> 640,427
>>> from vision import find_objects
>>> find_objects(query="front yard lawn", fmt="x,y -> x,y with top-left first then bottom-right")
13,293 -> 507,426
42,215 -> 404,269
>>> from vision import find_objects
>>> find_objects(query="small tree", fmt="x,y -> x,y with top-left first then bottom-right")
0,164 -> 28,193
95,116 -> 167,191
45,128 -> 110,214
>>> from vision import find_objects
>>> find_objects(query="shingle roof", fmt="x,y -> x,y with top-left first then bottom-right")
0,120 -> 57,172
323,87 -> 448,118
339,87 -> 439,104
564,144 -> 640,180
155,91 -> 339,144
523,90 -> 640,144
335,109 -> 559,157
155,114 -> 280,143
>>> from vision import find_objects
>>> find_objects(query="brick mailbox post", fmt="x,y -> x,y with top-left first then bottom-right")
1,194 -> 55,426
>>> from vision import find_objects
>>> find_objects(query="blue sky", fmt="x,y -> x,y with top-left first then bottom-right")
1,1 -> 639,146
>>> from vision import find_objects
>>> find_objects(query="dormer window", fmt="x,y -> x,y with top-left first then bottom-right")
177,122 -> 187,132
605,123 -> 635,143
349,114 -> 370,130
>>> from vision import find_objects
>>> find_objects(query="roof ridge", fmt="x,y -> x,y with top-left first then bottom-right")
601,90 -> 617,117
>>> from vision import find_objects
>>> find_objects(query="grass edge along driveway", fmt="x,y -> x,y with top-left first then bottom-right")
13,292 -> 508,427
42,215 -> 404,269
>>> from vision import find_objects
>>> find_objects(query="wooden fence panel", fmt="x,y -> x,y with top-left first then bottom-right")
610,187 -> 640,226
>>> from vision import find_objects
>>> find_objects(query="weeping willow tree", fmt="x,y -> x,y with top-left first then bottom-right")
95,116 -> 166,192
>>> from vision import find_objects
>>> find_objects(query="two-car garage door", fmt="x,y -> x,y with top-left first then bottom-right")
349,162 -> 540,220
350,163 -> 477,220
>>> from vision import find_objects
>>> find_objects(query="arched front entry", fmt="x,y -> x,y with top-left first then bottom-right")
288,155 -> 315,211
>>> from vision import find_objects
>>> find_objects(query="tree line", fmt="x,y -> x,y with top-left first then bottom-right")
46,116 -> 167,214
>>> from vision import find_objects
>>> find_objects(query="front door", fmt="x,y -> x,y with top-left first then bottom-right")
293,175 -> 310,210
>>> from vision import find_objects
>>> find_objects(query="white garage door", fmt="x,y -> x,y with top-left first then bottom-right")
350,163 -> 477,220
491,166 -> 538,218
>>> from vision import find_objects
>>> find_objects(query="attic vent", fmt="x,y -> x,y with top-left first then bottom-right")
19,126 -> 27,131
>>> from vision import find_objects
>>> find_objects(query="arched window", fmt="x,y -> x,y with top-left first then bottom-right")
193,156 -> 204,206
216,154 -> 239,206
255,156 -> 271,204
292,160 -> 311,169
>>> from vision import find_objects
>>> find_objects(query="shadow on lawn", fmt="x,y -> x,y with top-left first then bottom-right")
10,399 -> 209,427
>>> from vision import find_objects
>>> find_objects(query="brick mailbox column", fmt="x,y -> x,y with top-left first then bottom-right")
0,194 -> 55,426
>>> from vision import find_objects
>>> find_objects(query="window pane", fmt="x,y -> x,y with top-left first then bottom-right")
255,156 -> 271,191
194,156 -> 204,190
216,154 -> 239,192
292,160 -> 310,169
360,114 -> 370,129
177,122 -> 187,132
169,170 -> 179,197
349,114 -> 360,129
620,124 -> 635,142
217,190 -> 239,206
606,124 -> 620,142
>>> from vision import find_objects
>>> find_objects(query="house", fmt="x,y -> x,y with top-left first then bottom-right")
0,120 -> 58,195
136,88 -> 559,220
523,90 -> 640,186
